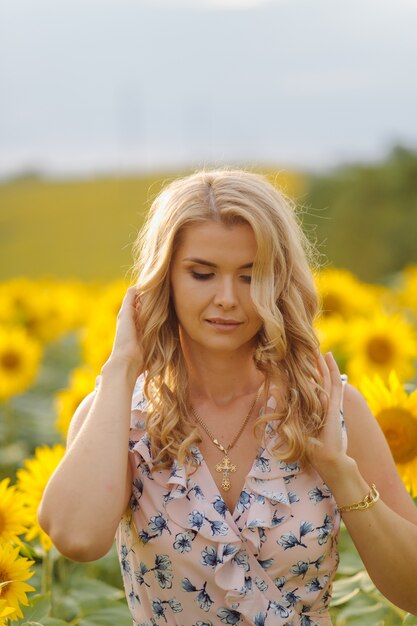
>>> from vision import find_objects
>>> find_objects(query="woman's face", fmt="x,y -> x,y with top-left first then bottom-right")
170,221 -> 263,357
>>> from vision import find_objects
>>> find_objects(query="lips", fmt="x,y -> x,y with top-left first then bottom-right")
206,318 -> 242,325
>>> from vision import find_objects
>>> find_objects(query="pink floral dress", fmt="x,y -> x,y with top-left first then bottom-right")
101,376 -> 347,626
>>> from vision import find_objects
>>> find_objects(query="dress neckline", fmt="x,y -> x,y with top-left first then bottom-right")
195,443 -> 263,521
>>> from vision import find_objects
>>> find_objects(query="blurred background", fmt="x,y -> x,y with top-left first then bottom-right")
1,2 -> 417,625
1,0 -> 417,281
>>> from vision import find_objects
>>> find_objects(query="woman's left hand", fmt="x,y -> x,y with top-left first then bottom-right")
307,352 -> 347,475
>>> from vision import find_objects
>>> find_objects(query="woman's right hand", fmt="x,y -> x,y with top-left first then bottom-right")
39,284 -> 143,562
106,286 -> 144,377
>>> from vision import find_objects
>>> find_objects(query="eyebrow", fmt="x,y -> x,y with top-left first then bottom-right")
182,257 -> 253,269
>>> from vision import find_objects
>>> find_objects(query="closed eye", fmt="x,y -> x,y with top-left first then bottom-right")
240,275 -> 252,284
191,271 -> 214,280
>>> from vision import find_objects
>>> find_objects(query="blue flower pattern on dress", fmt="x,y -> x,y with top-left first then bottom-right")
173,530 -> 196,553
182,578 -> 214,612
94,374 -> 349,626
201,545 -> 219,569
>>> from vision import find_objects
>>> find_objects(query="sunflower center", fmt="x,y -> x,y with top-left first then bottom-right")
0,567 -> 10,593
378,408 -> 417,464
322,294 -> 345,318
366,336 -> 394,364
0,350 -> 21,371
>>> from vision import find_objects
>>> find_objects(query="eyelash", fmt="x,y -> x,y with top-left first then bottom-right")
191,271 -> 213,280
190,271 -> 252,283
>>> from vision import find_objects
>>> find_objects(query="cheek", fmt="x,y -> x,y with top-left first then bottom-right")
244,295 -> 262,324
170,289 -> 184,320
170,273 -> 188,304
249,307 -> 264,334
170,279 -> 204,319
252,318 -> 264,334
169,278 -> 182,321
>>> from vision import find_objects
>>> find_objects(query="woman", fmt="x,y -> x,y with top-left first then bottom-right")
39,169 -> 417,626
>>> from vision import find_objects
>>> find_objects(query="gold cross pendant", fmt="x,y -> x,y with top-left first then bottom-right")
215,455 -> 237,491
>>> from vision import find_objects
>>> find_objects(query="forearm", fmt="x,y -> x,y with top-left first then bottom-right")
322,457 -> 417,614
38,359 -> 137,560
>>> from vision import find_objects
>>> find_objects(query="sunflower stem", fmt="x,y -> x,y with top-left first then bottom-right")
41,548 -> 53,604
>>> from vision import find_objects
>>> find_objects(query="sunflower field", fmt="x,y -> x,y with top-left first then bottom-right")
0,266 -> 417,626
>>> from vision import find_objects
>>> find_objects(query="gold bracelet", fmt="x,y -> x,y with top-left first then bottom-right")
338,484 -> 380,513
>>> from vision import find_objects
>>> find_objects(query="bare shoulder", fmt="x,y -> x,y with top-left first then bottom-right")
66,391 -> 96,447
343,383 -> 417,523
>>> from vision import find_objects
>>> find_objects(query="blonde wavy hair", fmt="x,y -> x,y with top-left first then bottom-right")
133,168 -> 325,469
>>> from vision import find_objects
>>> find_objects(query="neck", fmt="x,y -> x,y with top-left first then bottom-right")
181,342 -> 263,406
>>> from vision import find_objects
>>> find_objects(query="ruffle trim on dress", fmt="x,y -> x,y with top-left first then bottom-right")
125,381 -> 337,626
128,427 -> 321,625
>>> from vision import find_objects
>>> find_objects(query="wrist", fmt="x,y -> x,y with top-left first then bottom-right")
101,356 -> 141,388
315,454 -> 359,489
315,455 -> 374,510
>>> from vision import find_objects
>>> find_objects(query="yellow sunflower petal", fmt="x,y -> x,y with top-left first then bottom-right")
0,598 -> 17,622
16,444 -> 65,551
394,265 -> 417,317
344,310 -> 417,385
360,372 -> 417,496
0,544 -> 34,620
314,268 -> 383,320
54,365 -> 97,439
0,325 -> 42,401
82,279 -> 129,370
0,478 -> 31,545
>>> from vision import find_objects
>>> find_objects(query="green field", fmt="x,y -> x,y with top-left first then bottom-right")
1,147 -> 417,283
0,173 -> 169,281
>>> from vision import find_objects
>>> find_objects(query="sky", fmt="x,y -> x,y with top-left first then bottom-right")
1,0 -> 417,177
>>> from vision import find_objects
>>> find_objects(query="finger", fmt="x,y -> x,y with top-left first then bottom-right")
115,289 -> 138,331
324,352 -> 342,388
324,352 -> 343,414
119,286 -> 139,312
129,287 -> 143,328
315,353 -> 331,413
317,353 -> 331,395
125,285 -> 138,303
325,351 -> 341,377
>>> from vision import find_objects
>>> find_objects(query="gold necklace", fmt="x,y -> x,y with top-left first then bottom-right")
189,385 -> 263,492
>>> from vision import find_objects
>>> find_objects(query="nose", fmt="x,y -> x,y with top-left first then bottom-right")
213,277 -> 238,309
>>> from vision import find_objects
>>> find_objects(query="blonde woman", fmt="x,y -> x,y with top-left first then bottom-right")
39,170 -> 417,626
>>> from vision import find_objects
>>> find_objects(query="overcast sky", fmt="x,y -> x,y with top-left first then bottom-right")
1,0 -> 417,177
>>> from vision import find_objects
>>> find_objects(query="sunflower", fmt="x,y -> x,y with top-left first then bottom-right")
58,279 -> 99,330
0,479 -> 30,545
0,325 -> 42,401
344,310 -> 417,386
0,278 -> 37,326
314,314 -> 347,359
314,267 -> 383,321
16,444 -> 66,551
26,279 -> 94,342
55,365 -> 97,439
0,278 -> 94,343
0,598 -> 16,624
82,279 -> 129,370
0,544 -> 34,621
81,308 -> 118,371
394,264 -> 417,318
84,279 -> 130,325
361,371 -> 417,496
